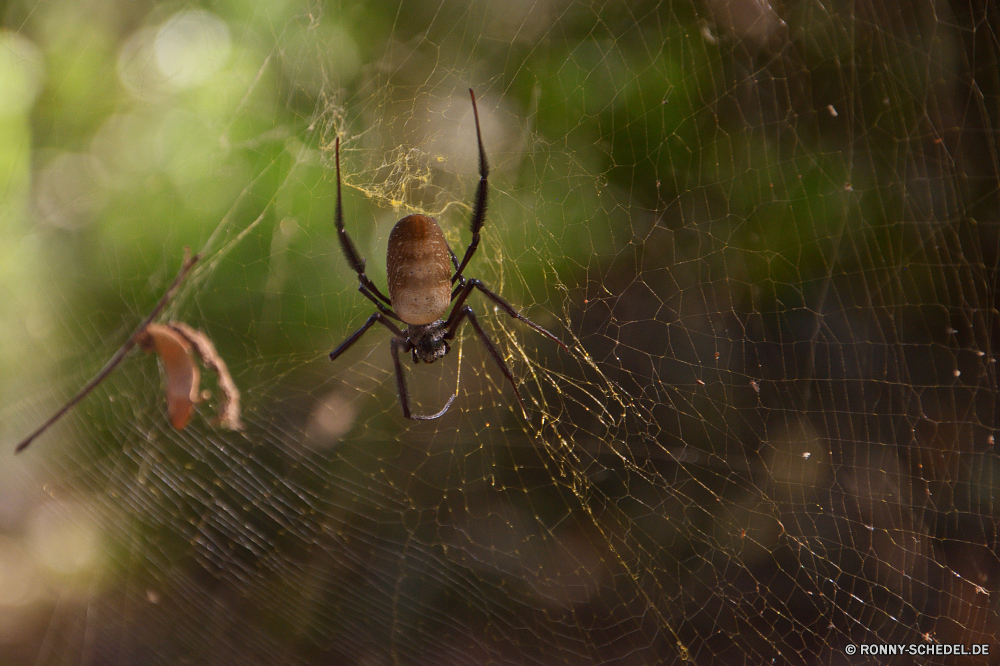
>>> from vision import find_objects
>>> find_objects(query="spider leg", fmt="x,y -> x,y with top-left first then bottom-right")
451,90 -> 489,284
390,337 -> 413,418
450,275 -> 467,301
391,337 -> 457,420
446,278 -> 567,350
334,138 -> 392,305
359,284 -> 402,321
329,312 -> 404,362
445,242 -> 464,298
447,305 -> 526,416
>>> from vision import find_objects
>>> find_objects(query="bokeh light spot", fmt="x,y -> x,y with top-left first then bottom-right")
0,31 -> 43,116
154,10 -> 232,89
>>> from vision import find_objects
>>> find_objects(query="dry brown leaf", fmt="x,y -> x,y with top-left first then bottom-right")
167,322 -> 244,431
138,323 -> 201,430
14,251 -> 200,453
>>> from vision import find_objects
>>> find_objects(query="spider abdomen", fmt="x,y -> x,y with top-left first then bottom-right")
387,214 -> 453,325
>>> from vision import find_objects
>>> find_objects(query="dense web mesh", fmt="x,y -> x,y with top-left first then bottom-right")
1,0 -> 998,664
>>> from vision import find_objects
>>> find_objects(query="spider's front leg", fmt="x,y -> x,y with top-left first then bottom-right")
391,336 -> 456,420
333,137 -> 392,306
390,337 -> 414,419
451,89 -> 490,284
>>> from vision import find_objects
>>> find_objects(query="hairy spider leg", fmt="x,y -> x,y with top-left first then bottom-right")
452,89 -> 490,284
446,278 -> 567,350
329,312 -> 404,362
359,283 -> 402,321
390,337 -> 457,420
330,313 -> 457,420
334,138 -> 392,306
444,305 -> 526,416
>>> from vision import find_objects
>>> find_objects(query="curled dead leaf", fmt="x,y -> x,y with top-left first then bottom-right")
166,322 -> 244,431
137,322 -> 245,432
138,324 -> 201,430
11,249 -> 244,452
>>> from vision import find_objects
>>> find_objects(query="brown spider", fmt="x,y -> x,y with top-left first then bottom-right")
329,89 -> 566,420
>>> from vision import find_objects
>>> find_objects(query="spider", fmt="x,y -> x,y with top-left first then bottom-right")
329,89 -> 566,420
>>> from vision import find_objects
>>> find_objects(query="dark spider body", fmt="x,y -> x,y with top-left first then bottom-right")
329,89 -> 566,420
406,319 -> 450,364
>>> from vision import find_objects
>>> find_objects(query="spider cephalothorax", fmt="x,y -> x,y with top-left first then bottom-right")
407,321 -> 450,364
329,89 -> 566,420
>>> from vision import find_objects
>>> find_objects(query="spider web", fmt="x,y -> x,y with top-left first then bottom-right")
1,0 -> 998,663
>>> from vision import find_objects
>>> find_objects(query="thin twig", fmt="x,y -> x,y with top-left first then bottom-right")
15,250 -> 201,454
